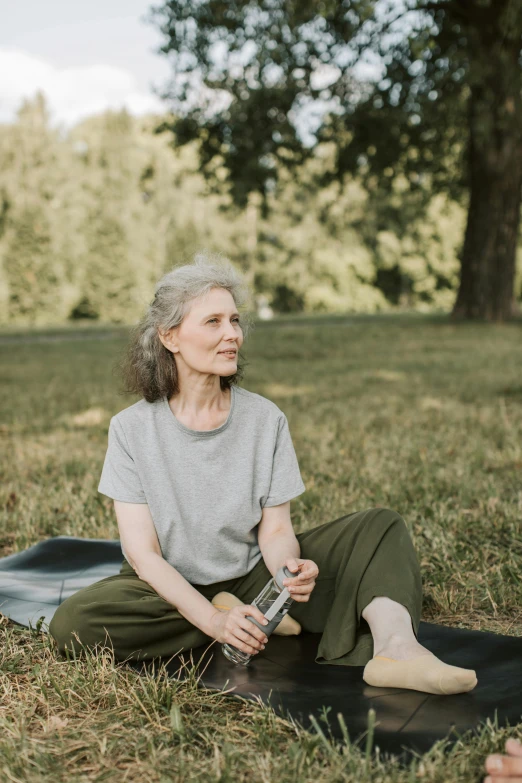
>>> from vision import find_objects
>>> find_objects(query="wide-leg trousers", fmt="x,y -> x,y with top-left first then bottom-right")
49,507 -> 423,667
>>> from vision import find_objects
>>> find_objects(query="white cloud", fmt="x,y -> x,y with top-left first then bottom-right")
0,48 -> 165,126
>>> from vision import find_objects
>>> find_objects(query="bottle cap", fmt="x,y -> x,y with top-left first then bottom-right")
275,565 -> 296,590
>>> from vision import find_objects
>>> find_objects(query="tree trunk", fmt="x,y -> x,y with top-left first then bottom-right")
452,8 -> 522,323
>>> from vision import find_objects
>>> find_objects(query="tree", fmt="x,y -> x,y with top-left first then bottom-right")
80,209 -> 137,323
0,95 -> 66,324
150,0 -> 522,322
3,205 -> 62,323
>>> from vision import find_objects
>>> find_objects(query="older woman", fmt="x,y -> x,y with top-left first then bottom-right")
50,253 -> 477,696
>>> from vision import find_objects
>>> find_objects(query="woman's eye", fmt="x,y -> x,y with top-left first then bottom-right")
208,318 -> 241,324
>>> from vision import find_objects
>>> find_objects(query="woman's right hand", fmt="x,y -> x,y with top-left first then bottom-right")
209,604 -> 269,655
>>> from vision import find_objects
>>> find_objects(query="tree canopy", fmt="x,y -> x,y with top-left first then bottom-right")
150,0 -> 522,321
0,94 -> 477,327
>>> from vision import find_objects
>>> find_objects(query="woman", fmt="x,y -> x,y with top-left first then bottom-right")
50,252 -> 477,696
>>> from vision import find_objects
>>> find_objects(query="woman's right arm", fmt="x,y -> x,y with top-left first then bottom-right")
113,500 -> 269,655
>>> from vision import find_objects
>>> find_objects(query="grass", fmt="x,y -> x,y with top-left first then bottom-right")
1,311 -> 521,781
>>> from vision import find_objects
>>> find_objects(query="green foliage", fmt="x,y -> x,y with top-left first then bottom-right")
149,0 -> 522,321
3,206 -> 62,322
149,0 -> 522,205
146,1 -> 461,204
0,94 -> 520,328
81,210 -> 137,323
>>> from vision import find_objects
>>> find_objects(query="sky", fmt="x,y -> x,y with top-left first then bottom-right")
0,0 -> 385,130
0,0 -> 171,125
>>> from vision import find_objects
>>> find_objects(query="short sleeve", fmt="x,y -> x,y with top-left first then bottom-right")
97,417 -> 147,503
263,414 -> 306,507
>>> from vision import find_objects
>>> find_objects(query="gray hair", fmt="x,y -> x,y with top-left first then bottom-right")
117,251 -> 255,402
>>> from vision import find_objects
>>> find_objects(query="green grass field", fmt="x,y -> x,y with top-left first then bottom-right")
1,312 -> 521,781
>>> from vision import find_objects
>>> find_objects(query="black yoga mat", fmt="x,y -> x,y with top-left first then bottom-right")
1,536 -> 521,758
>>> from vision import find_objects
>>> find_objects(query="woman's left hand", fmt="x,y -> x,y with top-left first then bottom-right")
281,558 -> 319,602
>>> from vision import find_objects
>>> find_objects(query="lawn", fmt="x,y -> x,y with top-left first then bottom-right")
1,311 -> 521,781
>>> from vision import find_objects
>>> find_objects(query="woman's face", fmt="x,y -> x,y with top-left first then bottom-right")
162,287 -> 244,375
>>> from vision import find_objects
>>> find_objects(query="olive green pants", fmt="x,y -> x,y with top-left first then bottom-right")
49,507 -> 422,667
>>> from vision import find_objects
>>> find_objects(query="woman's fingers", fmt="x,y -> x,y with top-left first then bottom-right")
238,614 -> 267,648
287,581 -> 315,595
285,578 -> 316,602
485,752 -> 522,779
506,738 -> 522,756
484,778 -> 522,783
225,606 -> 268,653
232,625 -> 262,653
284,571 -> 315,585
235,629 -> 263,653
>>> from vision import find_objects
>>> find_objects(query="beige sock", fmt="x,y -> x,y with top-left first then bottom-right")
363,653 -> 478,695
211,591 -> 301,636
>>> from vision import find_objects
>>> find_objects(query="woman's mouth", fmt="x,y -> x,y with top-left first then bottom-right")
219,351 -> 237,358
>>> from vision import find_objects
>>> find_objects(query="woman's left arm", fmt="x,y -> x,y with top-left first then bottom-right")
257,501 -> 318,600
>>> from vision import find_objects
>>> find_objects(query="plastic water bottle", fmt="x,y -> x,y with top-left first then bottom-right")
221,565 -> 296,666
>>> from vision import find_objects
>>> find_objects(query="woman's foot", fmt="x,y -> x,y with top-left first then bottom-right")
373,633 -> 434,661
364,633 -> 477,695
361,598 -> 477,695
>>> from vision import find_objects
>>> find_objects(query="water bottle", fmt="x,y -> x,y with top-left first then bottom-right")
221,565 -> 297,666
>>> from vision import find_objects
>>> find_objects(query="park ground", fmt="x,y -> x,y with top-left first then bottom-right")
0,311 -> 521,781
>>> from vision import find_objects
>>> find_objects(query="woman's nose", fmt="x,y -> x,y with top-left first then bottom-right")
223,324 -> 239,339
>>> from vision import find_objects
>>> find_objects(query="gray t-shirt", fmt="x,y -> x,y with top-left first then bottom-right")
97,385 -> 306,585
